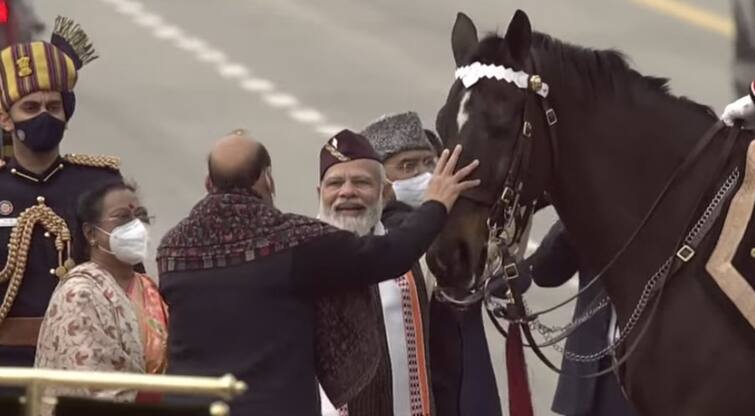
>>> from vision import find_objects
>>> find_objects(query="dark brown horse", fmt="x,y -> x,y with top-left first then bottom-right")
426,10 -> 755,416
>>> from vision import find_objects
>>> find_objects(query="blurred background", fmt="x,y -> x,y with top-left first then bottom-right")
6,0 -> 748,414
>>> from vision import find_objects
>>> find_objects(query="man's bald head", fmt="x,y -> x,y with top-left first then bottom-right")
207,130 -> 272,194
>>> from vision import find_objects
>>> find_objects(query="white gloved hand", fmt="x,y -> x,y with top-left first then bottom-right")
721,95 -> 755,127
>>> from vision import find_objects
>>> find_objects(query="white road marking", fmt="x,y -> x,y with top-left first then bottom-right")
100,0 -> 346,138
263,93 -> 299,108
153,25 -> 183,40
174,37 -> 208,53
133,13 -> 163,28
114,1 -> 143,16
218,63 -> 250,79
240,78 -> 275,92
196,49 -> 227,64
290,109 -> 324,124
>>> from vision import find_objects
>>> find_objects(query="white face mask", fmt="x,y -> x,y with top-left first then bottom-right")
96,219 -> 150,265
392,172 -> 432,208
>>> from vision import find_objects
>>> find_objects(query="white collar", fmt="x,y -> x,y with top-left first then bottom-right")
373,221 -> 387,236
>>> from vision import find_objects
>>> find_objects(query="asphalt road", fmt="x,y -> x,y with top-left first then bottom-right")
33,0 -> 734,414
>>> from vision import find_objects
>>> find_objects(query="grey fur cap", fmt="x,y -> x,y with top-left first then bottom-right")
360,111 -> 434,161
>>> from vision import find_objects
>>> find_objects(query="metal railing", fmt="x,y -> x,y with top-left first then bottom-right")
0,367 -> 248,416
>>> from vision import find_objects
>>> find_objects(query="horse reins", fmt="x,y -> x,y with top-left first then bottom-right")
449,54 -> 744,379
434,59 -> 561,308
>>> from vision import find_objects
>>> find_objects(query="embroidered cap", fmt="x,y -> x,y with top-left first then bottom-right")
319,129 -> 381,179
361,111 -> 434,162
0,16 -> 97,115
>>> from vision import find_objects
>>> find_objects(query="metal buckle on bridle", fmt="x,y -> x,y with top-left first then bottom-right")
503,262 -> 519,280
500,186 -> 515,204
546,108 -> 558,126
675,245 -> 695,262
522,121 -> 533,138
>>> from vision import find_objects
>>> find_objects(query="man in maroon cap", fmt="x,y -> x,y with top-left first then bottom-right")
158,129 -> 479,416
317,129 -> 433,416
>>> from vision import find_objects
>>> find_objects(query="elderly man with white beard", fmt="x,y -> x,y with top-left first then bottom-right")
317,129 -> 434,416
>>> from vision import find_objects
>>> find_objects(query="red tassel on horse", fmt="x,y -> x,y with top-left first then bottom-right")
506,322 -> 534,416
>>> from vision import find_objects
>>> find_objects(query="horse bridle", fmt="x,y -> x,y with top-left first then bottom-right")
435,56 -> 560,308
437,54 -> 744,380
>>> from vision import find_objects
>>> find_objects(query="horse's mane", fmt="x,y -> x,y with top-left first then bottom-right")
476,32 -> 714,116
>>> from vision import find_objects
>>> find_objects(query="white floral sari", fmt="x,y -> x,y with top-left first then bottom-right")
34,262 -> 145,415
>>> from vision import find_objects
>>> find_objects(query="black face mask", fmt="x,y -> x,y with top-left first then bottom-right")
14,112 -> 66,152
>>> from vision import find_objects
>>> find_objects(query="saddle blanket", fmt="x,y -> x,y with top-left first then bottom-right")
706,139 -> 755,329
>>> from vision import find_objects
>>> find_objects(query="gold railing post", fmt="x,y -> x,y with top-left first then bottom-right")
0,368 -> 248,414
25,381 -> 41,416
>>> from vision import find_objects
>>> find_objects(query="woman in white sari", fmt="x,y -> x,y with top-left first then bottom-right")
35,181 -> 167,415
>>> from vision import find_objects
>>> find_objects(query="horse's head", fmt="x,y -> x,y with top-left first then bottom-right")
427,10 -> 552,297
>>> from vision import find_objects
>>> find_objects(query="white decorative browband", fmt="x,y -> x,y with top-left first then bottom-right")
454,62 -> 550,98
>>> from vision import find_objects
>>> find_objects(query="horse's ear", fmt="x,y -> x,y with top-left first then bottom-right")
452,12 -> 478,66
504,9 -> 532,63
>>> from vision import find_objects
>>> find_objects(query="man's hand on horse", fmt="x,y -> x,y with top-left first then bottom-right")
721,94 -> 755,128
423,144 -> 480,212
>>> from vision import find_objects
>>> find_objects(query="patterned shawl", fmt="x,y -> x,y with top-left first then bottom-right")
156,189 -> 382,407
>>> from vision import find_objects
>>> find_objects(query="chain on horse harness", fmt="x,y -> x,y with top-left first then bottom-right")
440,55 -> 744,379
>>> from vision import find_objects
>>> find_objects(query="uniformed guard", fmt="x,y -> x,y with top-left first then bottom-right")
0,16 -> 122,373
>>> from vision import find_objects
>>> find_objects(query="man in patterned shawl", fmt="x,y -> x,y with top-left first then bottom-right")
157,130 -> 480,416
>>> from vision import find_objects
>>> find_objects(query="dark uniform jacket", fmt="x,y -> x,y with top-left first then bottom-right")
159,199 -> 447,416
527,221 -> 636,416
0,155 -> 121,367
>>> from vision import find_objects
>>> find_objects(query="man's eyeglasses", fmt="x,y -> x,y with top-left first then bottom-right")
389,157 -> 437,177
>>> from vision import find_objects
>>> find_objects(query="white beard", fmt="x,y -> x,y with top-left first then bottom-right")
318,197 -> 383,236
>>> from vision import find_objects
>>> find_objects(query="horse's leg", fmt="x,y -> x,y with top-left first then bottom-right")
624,267 -> 755,416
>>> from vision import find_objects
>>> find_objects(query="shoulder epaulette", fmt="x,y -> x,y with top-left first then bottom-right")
63,153 -> 120,171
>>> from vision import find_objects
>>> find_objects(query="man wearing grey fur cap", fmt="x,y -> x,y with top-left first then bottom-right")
362,112 -> 503,416
361,111 -> 438,207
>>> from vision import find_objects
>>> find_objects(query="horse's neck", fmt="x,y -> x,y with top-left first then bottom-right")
546,85 -> 716,315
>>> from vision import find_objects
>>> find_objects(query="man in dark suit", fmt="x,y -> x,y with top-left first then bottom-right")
526,221 -> 637,416
158,130 -> 479,416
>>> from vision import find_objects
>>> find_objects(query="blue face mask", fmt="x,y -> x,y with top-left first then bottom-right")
14,112 -> 66,152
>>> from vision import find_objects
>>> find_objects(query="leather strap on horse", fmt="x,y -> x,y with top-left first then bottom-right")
525,119 -> 736,321
505,121 -> 742,379
487,52 -> 734,320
